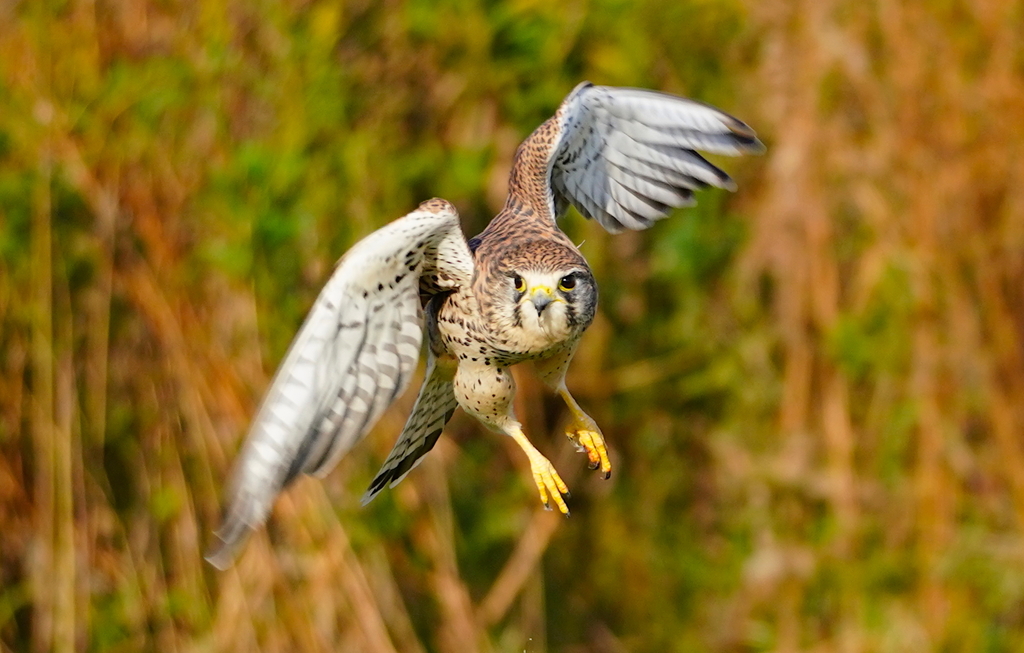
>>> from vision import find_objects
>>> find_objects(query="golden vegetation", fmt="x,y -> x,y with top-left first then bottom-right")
2,0 -> 1023,651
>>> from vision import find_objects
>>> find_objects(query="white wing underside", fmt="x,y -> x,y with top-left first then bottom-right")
207,202 -> 471,569
551,84 -> 765,233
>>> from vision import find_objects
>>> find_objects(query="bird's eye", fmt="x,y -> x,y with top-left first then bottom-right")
558,275 -> 577,292
513,274 -> 526,293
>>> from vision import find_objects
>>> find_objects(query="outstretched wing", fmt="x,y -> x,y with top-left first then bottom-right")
549,82 -> 765,233
207,199 -> 472,569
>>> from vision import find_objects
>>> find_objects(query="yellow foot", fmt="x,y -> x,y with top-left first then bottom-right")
567,422 -> 612,480
528,453 -> 571,515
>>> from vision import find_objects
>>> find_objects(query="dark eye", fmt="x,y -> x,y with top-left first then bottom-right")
558,274 -> 577,292
513,274 -> 526,293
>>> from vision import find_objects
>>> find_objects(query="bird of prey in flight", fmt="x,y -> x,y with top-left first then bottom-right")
207,81 -> 763,569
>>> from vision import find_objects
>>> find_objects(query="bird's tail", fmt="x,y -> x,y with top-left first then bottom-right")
361,356 -> 458,505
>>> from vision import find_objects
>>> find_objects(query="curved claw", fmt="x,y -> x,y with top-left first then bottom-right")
530,455 -> 570,515
568,427 -> 612,479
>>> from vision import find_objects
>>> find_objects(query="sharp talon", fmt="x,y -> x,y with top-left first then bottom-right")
588,460 -> 600,470
603,471 -> 611,480
527,449 -> 570,514
564,510 -> 571,519
562,490 -> 572,499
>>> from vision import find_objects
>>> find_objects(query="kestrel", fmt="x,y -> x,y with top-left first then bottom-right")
207,82 -> 763,568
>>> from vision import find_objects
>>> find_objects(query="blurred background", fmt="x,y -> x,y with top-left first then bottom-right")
2,0 -> 1024,651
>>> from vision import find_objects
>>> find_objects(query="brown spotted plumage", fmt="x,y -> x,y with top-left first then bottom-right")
206,82 -> 763,568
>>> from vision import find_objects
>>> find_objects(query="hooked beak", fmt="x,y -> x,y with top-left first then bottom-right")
529,287 -> 555,314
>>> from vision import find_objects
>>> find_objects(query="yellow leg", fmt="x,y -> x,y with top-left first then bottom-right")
558,388 -> 612,479
507,425 -> 571,515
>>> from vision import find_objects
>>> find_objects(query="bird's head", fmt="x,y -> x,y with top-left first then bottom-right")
489,240 -> 597,352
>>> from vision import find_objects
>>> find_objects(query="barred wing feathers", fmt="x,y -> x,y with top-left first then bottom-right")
207,200 -> 471,569
551,83 -> 765,233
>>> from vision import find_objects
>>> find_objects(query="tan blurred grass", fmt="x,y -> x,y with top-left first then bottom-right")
736,0 -> 1024,648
